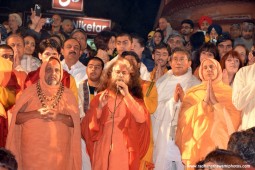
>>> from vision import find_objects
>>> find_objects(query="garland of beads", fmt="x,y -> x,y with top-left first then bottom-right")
36,81 -> 64,109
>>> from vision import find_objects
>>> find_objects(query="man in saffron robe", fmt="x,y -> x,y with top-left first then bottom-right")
176,58 -> 241,166
6,57 -> 82,170
81,58 -> 150,170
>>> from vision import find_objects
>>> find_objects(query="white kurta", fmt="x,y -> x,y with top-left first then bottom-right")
152,68 -> 200,170
61,60 -> 87,88
232,64 -> 255,130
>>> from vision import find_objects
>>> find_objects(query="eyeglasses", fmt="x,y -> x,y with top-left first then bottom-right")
181,26 -> 191,29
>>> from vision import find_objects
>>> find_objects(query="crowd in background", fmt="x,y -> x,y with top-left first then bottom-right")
0,8 -> 255,170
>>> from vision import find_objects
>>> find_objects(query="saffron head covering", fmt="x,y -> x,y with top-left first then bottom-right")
199,58 -> 222,83
39,57 -> 63,95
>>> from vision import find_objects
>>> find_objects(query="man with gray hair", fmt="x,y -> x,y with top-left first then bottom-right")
234,20 -> 254,50
167,33 -> 185,52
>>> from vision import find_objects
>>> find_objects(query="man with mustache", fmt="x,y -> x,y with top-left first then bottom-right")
81,58 -> 150,170
61,38 -> 87,87
151,45 -> 200,169
6,57 -> 82,170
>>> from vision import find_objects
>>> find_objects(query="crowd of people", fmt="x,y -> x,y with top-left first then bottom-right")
0,8 -> 255,170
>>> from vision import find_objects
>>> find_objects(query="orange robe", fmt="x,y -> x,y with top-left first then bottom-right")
13,70 -> 27,91
0,73 -> 18,147
140,80 -> 158,170
81,91 -> 150,170
6,58 -> 82,170
0,57 -> 20,147
175,81 -> 241,165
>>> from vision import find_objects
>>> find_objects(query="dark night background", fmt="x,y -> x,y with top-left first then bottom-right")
0,0 -> 161,38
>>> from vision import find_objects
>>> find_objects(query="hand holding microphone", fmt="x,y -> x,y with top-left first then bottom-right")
116,80 -> 129,96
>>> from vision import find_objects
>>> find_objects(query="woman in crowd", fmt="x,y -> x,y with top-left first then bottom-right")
192,42 -> 220,79
220,50 -> 243,86
234,44 -> 249,66
21,34 -> 41,73
176,58 -> 241,165
147,29 -> 165,52
94,30 -> 116,64
8,13 -> 22,35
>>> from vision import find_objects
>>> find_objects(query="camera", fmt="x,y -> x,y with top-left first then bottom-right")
45,18 -> 54,24
34,4 -> 41,16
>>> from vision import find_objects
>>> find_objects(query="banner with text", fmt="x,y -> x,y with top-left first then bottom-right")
73,17 -> 111,35
52,0 -> 84,12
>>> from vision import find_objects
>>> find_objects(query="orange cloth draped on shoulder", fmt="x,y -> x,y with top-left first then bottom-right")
6,57 -> 82,170
0,57 -> 19,147
140,80 -> 158,170
150,67 -> 169,82
81,90 -> 150,170
175,58 -> 241,166
13,69 -> 27,91
0,56 -> 13,86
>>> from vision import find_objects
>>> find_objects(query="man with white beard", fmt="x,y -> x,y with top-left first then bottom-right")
151,46 -> 200,170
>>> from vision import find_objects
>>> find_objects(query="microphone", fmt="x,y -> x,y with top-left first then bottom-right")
116,80 -> 123,92
117,84 -> 122,92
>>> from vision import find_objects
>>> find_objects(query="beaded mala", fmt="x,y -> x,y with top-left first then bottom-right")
36,81 -> 64,109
